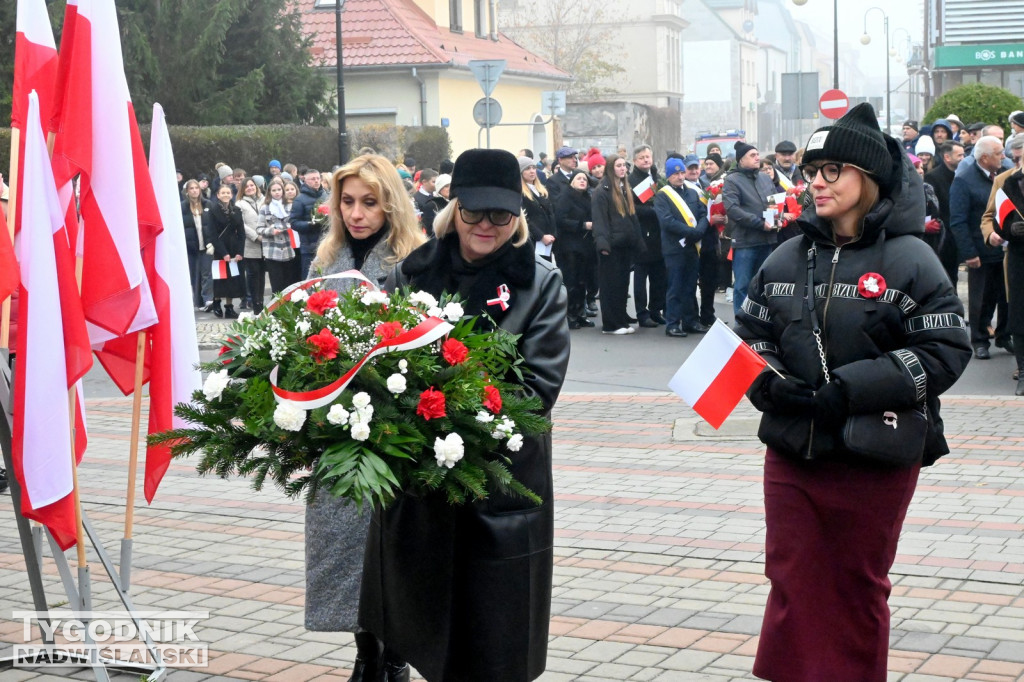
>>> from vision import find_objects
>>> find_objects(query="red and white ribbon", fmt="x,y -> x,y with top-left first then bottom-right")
265,269 -> 375,315
486,283 -> 511,311
270,315 -> 453,409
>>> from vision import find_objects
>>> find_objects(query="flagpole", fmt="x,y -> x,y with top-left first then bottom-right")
1,128 -> 21,349
121,331 -> 147,589
68,386 -> 87,568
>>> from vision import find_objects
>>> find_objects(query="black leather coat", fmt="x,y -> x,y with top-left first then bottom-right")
203,201 -> 245,259
740,138 -> 972,467
553,185 -> 594,255
362,235 -> 569,682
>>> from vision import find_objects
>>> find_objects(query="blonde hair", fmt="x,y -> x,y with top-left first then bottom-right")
432,198 -> 530,248
521,174 -> 548,200
313,154 -> 425,269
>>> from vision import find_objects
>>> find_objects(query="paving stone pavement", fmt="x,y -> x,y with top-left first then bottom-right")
3,392 -> 1024,681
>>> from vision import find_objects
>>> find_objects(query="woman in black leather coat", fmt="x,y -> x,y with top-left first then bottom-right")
203,184 -> 245,318
361,149 -> 569,682
554,170 -> 595,328
739,104 -> 971,682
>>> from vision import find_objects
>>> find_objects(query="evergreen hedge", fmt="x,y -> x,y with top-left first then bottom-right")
923,83 -> 1023,138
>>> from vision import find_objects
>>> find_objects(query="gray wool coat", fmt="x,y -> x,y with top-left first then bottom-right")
304,232 -> 396,632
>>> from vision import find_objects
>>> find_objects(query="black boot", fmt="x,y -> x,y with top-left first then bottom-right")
378,649 -> 409,682
211,300 -> 223,318
350,632 -> 381,682
224,304 -> 239,319
1015,335 -> 1024,396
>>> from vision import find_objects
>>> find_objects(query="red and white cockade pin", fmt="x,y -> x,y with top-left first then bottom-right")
857,272 -> 886,299
487,283 -> 512,311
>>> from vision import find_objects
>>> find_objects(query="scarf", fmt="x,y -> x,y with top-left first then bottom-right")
269,199 -> 289,220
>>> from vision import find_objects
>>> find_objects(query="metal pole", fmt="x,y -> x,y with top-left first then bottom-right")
335,1 -> 348,165
885,16 -> 891,132
485,65 -> 492,149
833,0 -> 839,89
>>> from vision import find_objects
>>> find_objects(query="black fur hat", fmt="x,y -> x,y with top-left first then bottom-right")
450,149 -> 523,215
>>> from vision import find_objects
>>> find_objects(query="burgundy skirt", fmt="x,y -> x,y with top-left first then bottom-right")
753,449 -> 920,682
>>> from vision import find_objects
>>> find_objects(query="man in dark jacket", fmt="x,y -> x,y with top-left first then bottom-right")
901,120 -> 920,154
773,140 -> 799,187
950,135 -> 1010,358
656,157 -> 708,336
544,146 -> 578,202
924,141 -> 965,285
414,168 -> 439,234
630,145 -> 666,326
723,141 -> 776,318
290,168 -> 329,277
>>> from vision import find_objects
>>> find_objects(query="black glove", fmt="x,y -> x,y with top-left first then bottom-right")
1009,221 -> 1024,238
814,380 -> 848,427
766,375 -> 815,414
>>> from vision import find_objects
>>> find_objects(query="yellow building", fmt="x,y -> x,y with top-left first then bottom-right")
299,0 -> 571,158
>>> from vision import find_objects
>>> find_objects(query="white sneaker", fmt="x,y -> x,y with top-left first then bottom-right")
625,326 -> 636,334
725,287 -> 734,303
602,327 -> 633,335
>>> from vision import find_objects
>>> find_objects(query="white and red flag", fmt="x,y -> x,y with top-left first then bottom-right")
12,0 -> 58,134
11,92 -> 81,549
668,320 -> 767,429
996,188 -> 1019,228
0,208 -> 17,304
144,103 -> 202,502
50,0 -> 161,339
632,175 -> 655,204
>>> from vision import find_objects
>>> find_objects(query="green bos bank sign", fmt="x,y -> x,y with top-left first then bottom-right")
935,44 -> 1024,68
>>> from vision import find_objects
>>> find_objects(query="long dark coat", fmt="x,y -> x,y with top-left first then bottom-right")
361,235 -> 570,682
993,169 -> 1024,334
304,235 -> 396,632
204,200 -> 245,299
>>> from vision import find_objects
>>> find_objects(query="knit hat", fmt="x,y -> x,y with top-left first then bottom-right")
269,159 -> 282,170
585,150 -> 605,170
903,119 -> 919,131
665,157 -> 686,177
280,171 -> 294,182
1011,111 -> 1024,127
518,155 -> 535,173
775,140 -> 797,154
733,141 -> 756,162
802,102 -> 892,184
915,135 -> 936,156
435,173 -> 452,194
450,149 -> 522,215
705,152 -> 724,169
556,145 -> 578,159
907,154 -> 921,167
217,165 -> 233,180
252,174 -> 266,191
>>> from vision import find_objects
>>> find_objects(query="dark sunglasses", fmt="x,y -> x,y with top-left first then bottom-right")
459,206 -> 515,226
798,161 -> 857,184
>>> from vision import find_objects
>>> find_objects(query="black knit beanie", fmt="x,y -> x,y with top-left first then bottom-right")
733,141 -> 756,162
802,103 -> 892,184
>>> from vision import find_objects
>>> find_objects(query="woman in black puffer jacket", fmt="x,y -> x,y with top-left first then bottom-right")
591,154 -> 643,334
739,104 -> 971,682
554,170 -> 595,329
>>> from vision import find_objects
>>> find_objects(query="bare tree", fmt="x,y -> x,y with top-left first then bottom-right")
501,0 -> 624,101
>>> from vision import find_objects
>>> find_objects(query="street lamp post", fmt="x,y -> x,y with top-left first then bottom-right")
791,0 -> 839,90
333,0 -> 349,165
861,7 -> 890,132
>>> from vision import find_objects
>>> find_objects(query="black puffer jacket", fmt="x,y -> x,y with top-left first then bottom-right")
739,136 -> 972,467
592,178 -> 642,254
629,166 -> 663,263
553,184 -> 593,255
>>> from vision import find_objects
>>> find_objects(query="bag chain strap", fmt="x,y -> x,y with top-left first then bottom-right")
805,244 -> 831,385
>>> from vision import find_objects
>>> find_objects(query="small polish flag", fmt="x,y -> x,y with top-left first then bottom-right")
996,188 -> 1017,227
287,228 -> 300,249
668,320 -> 767,429
632,175 -> 655,203
212,260 -> 239,280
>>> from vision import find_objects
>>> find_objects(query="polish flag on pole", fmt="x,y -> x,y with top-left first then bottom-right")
668,320 -> 767,429
144,103 -> 202,502
632,175 -> 656,204
12,0 -> 58,133
0,208 -> 18,303
50,0 -> 160,338
11,92 -> 79,549
996,188 -> 1018,227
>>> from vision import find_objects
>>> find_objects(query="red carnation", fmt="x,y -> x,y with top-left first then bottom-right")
219,336 -> 241,364
857,272 -> 887,299
375,321 -> 405,340
441,338 -> 469,365
307,328 -> 340,363
317,203 -> 331,215
416,387 -> 447,420
483,385 -> 502,413
306,289 -> 339,316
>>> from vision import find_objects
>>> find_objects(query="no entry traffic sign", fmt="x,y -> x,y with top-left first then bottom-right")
819,89 -> 849,120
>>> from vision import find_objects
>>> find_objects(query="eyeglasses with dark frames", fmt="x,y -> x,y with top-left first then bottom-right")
458,206 -> 515,226
799,161 -> 852,184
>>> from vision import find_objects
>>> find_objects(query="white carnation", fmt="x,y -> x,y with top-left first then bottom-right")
408,291 -> 438,309
360,290 -> 388,306
351,422 -> 371,441
295,318 -> 312,335
496,417 -> 515,435
475,411 -> 495,423
352,392 -> 371,408
399,359 -> 409,374
427,306 -> 444,318
442,301 -> 464,321
387,373 -> 407,394
237,311 -> 255,321
326,404 -> 350,425
357,405 -> 374,422
506,433 -> 524,452
273,401 -> 306,432
433,433 -> 465,469
203,369 -> 231,402
290,288 -> 309,303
